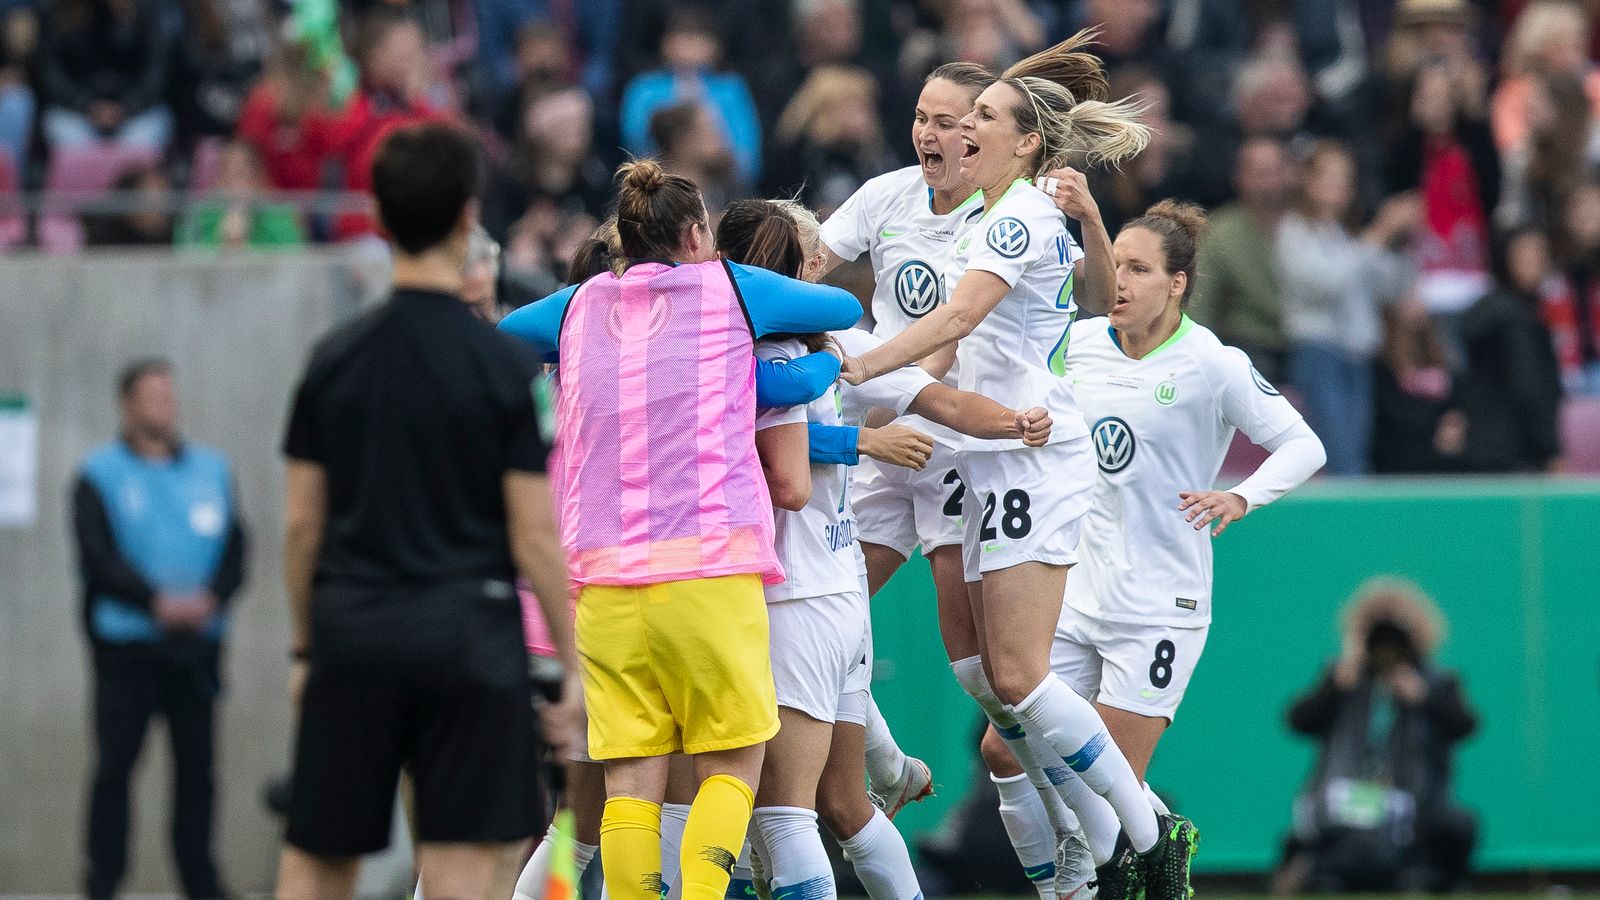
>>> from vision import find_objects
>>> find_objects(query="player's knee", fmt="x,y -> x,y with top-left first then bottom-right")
988,666 -> 1043,708
979,725 -> 1022,777
815,789 -> 872,841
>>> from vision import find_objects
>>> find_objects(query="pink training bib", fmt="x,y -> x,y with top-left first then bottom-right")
554,260 -> 784,586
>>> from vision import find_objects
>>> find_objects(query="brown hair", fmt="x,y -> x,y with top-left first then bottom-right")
568,218 -> 621,283
1293,139 -> 1361,231
1124,200 -> 1208,306
926,61 -> 996,95
715,198 -> 805,279
614,159 -> 706,261
995,29 -> 1149,172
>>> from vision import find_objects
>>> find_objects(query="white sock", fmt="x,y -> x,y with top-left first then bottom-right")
863,695 -> 909,791
1053,768 -> 1121,865
993,773 -> 1058,900
951,656 -> 1076,836
1011,676 -> 1158,853
661,801 -> 692,898
1144,783 -> 1171,816
515,823 -> 600,900
726,838 -> 758,898
837,808 -> 921,900
754,806 -> 836,900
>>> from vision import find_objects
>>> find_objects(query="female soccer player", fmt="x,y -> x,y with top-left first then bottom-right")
839,37 -> 1201,900
982,200 -> 1326,887
721,196 -> 1053,900
498,160 -> 862,900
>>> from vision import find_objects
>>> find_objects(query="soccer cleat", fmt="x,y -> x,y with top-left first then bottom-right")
1089,833 -> 1144,900
1053,828 -> 1097,900
1142,814 -> 1200,900
867,756 -> 935,820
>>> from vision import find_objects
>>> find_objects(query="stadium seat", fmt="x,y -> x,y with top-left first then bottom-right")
0,148 -> 24,251
1561,396 -> 1600,474
39,144 -> 160,254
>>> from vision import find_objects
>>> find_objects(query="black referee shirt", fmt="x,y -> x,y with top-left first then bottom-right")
283,288 -> 549,586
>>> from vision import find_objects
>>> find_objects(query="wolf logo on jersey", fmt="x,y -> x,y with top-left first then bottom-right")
1092,416 -> 1136,473
1250,366 -> 1281,396
986,217 -> 1030,258
894,260 -> 940,318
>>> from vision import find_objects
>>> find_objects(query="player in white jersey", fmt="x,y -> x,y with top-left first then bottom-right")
981,200 -> 1327,876
841,33 -> 1199,900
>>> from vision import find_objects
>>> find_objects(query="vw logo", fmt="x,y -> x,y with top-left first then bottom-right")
894,260 -> 940,318
986,217 -> 1030,258
1092,416 -> 1136,474
1250,366 -> 1281,396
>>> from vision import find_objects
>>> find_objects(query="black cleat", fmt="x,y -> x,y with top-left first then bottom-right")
1090,832 -> 1145,900
1142,814 -> 1200,900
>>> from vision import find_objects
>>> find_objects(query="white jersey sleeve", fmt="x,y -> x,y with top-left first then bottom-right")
1228,419 -> 1327,511
833,328 -> 937,422
1209,347 -> 1304,447
756,339 -> 813,431
820,180 -> 876,262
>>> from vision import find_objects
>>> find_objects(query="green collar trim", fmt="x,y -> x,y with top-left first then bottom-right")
1112,313 -> 1194,360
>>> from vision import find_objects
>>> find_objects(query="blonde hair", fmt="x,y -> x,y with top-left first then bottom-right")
997,30 -> 1151,172
774,65 -> 881,146
1504,1 -> 1591,75
771,198 -> 821,260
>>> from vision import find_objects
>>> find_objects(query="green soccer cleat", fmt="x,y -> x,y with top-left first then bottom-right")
1090,833 -> 1145,900
1142,814 -> 1200,900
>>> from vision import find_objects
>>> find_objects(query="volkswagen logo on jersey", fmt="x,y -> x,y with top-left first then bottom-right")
894,260 -> 940,318
1250,365 -> 1281,396
1092,416 -> 1136,473
986,217 -> 1030,258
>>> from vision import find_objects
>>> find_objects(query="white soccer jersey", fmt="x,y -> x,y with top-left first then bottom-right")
820,166 -> 984,337
945,178 -> 1087,450
756,330 -> 941,601
1063,316 -> 1304,627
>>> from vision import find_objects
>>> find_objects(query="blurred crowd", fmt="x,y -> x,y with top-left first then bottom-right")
1,0 -> 1597,473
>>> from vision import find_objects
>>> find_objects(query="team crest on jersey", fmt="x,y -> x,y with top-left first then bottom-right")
1155,380 -> 1178,405
1250,366 -> 1281,396
986,217 -> 1029,258
894,260 -> 940,318
1092,416 -> 1136,473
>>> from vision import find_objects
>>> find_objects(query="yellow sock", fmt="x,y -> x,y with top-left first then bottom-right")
677,774 -> 756,900
601,797 -> 664,900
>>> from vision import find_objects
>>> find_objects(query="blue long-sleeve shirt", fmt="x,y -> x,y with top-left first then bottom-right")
619,69 -> 763,182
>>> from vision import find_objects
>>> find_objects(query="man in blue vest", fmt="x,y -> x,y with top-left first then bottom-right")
73,358 -> 247,900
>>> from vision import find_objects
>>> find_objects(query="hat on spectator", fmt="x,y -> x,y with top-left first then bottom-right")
1395,0 -> 1474,28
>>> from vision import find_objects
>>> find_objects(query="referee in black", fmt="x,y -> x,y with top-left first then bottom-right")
274,122 -> 578,900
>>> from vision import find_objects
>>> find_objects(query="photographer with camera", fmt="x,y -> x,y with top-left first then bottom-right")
1274,577 -> 1479,894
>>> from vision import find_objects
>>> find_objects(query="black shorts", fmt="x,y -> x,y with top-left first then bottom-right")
285,578 -> 541,856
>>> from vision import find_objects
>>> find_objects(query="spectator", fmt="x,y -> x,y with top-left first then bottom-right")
84,164 -> 174,245
900,0 -> 1046,82
39,0 -> 173,152
651,100 -> 745,216
1496,72 -> 1600,232
329,8 -> 455,240
169,0 -> 270,144
234,40 -> 339,192
1089,65 -> 1198,234
480,86 -> 607,246
1277,140 -> 1415,474
1550,180 -> 1600,392
619,7 -> 762,183
1439,227 -> 1565,472
177,139 -> 304,250
1381,0 -> 1487,92
1385,60 -> 1499,338
1189,135 -> 1293,383
1276,577 -> 1478,894
1372,302 -> 1457,473
489,20 -> 574,141
1489,0 -> 1600,155
747,0 -> 866,136
1186,52 -> 1319,206
768,64 -> 894,214
73,357 -> 246,900
0,3 -> 37,165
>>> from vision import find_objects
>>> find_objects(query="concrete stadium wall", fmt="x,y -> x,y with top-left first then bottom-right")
0,250 -> 371,893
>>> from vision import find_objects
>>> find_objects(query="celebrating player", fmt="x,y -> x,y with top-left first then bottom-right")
498,160 -> 861,900
839,35 -> 1203,900
983,200 -> 1326,886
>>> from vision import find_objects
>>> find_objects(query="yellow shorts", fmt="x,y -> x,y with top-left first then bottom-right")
576,573 -> 779,759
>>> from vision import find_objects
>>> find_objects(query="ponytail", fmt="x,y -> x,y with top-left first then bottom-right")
994,28 -> 1150,174
1125,199 -> 1208,306
568,217 -> 622,283
614,158 -> 706,260
1060,97 -> 1152,167
1001,30 -> 1109,103
715,198 -> 805,279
